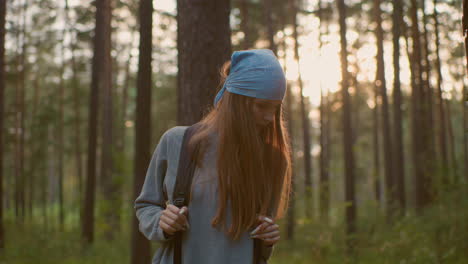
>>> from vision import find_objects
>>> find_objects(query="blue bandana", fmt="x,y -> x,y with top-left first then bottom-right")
213,49 -> 286,106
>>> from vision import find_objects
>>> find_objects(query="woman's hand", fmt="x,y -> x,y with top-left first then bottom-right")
159,204 -> 190,237
249,215 -> 280,246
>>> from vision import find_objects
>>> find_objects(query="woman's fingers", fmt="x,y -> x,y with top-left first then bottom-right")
160,213 -> 186,231
254,224 -> 279,235
159,205 -> 190,235
165,205 -> 189,227
252,230 -> 280,239
250,222 -> 269,235
159,219 -> 178,235
251,216 -> 280,246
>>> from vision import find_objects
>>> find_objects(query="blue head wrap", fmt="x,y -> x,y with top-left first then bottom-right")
213,49 -> 286,106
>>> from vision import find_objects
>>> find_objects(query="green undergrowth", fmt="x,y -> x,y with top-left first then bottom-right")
2,186 -> 467,264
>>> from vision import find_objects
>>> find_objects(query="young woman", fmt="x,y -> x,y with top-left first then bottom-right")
135,49 -> 292,264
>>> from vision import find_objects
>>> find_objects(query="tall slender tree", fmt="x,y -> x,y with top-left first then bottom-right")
462,81 -> 468,181
263,0 -> 277,55
337,0 -> 356,252
65,0 -> 84,210
464,0 -> 468,74
433,0 -> 449,182
445,97 -> 458,180
290,0 -> 313,217
130,0 -> 152,263
177,0 -> 231,125
318,0 -> 330,221
239,0 -> 252,49
420,0 -> 436,159
372,87 -> 381,204
0,0 -> 6,249
15,0 -> 27,222
278,5 -> 296,241
83,0 -> 112,243
374,0 -> 395,218
464,0 -> 468,181
410,0 -> 433,209
99,0 -> 116,239
392,0 -> 406,212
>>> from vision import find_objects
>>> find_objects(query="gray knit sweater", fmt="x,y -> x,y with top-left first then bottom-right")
134,126 -> 274,264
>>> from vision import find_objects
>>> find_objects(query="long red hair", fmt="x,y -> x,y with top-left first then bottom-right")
188,61 -> 292,241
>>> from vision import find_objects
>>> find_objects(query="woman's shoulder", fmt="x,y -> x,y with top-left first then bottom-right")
160,125 -> 190,144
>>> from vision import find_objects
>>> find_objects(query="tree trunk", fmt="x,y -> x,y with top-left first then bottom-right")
374,0 -> 395,219
240,0 -> 251,49
464,0 -> 468,74
373,90 -> 381,205
278,10 -> 295,241
83,0 -> 111,244
130,0 -> 153,263
433,0 -> 449,183
337,0 -> 356,253
15,0 -> 27,223
118,32 -> 135,153
318,0 -> 329,222
0,0 -> 5,249
445,98 -> 458,182
420,0 -> 435,157
177,0 -> 231,125
319,88 -> 330,222
98,0 -> 116,240
290,0 -> 313,218
58,36 -> 65,231
462,82 -> 468,182
263,0 -> 277,55
65,0 -> 84,220
463,0 -> 468,182
410,0 -> 433,210
392,0 -> 406,213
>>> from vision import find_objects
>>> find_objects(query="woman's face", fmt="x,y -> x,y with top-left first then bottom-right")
252,98 -> 282,129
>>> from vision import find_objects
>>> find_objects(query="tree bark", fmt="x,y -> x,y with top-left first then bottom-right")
318,0 -> 330,222
410,0 -> 433,210
279,9 -> 295,241
0,0 -> 5,249
239,0 -> 251,49
445,98 -> 458,182
58,32 -> 65,231
420,0 -> 436,158
99,0 -> 117,240
464,0 -> 468,74
83,0 -> 111,244
263,0 -> 277,55
392,0 -> 406,213
462,82 -> 468,182
130,0 -> 153,263
372,89 -> 381,205
177,0 -> 231,125
290,0 -> 313,218
65,0 -> 84,217
432,0 -> 449,184
337,0 -> 356,253
374,0 -> 395,219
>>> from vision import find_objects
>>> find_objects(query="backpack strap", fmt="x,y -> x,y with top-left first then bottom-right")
172,123 -> 266,264
172,123 -> 202,264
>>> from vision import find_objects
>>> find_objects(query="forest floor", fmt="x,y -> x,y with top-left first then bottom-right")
2,185 -> 467,264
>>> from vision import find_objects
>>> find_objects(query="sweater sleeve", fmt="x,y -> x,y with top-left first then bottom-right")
134,129 -> 175,243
